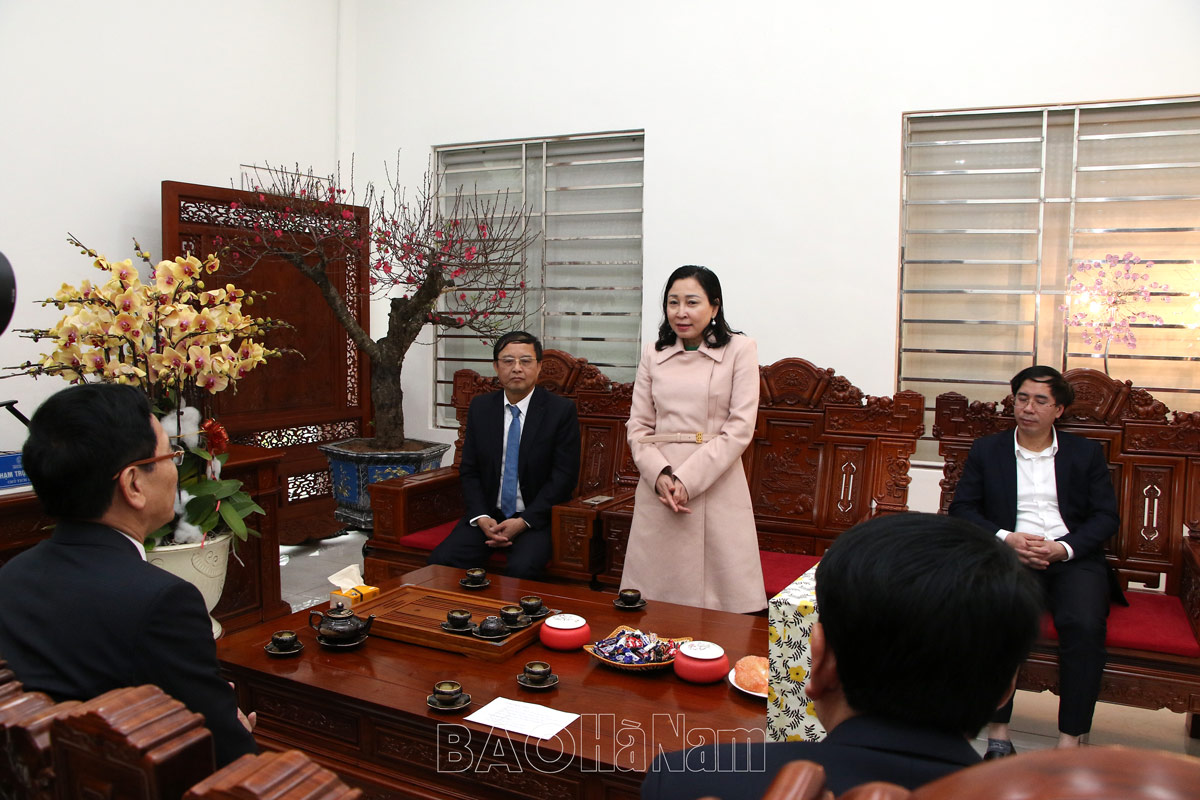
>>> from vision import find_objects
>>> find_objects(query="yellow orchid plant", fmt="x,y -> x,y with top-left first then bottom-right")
6,235 -> 289,549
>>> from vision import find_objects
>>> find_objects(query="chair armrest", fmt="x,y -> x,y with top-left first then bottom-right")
369,467 -> 464,546
1182,538 -> 1200,644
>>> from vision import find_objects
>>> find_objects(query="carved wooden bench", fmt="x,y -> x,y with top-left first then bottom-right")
0,682 -> 360,800
934,368 -> 1200,737
367,351 -> 925,595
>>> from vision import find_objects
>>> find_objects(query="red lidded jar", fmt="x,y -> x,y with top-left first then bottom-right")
539,613 -> 591,651
673,641 -> 729,683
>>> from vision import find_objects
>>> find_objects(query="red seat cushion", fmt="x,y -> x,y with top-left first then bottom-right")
761,552 -> 822,598
397,520 -> 507,564
398,520 -> 457,551
1039,590 -> 1200,658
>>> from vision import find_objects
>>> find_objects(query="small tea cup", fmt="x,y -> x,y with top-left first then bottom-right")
465,568 -> 487,585
500,605 -> 524,625
270,630 -> 299,651
523,661 -> 552,685
446,609 -> 472,629
433,680 -> 463,706
519,595 -> 544,615
478,615 -> 507,636
618,589 -> 642,606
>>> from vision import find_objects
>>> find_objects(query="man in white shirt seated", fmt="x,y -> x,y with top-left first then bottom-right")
950,365 -> 1122,756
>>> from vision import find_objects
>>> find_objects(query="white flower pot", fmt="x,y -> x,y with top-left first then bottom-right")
148,533 -> 232,638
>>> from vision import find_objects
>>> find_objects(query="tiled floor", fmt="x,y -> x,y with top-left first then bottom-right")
279,529 -> 369,613
278,532 -> 1200,758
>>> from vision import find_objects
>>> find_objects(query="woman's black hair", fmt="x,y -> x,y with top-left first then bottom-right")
654,265 -> 739,351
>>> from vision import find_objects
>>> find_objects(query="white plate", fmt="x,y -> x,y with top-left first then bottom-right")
728,667 -> 767,699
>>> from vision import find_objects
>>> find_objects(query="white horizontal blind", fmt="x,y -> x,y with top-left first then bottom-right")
900,98 -> 1200,459
433,131 -> 644,427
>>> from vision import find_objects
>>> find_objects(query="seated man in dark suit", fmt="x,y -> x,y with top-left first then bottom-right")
950,365 -> 1121,756
641,512 -> 1043,799
0,384 -> 257,768
429,331 -> 581,578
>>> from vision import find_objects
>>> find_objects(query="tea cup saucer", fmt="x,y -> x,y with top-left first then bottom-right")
516,673 -> 559,690
264,641 -> 305,657
459,578 -> 492,590
426,692 -> 472,711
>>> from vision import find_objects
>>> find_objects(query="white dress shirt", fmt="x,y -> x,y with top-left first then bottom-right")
997,429 -> 1075,560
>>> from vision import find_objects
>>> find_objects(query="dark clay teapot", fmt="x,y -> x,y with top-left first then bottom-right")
308,603 -> 375,642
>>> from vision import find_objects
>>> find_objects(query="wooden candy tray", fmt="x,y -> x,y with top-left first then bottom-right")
351,584 -> 546,662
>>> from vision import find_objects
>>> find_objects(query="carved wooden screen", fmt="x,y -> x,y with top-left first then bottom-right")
162,181 -> 371,544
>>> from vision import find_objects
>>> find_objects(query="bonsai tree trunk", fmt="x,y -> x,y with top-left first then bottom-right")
369,356 -> 405,450
367,291 -> 438,449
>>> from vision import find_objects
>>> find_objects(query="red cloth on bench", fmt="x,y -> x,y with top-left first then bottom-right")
762,551 -> 1200,659
1038,590 -> 1200,658
761,552 -> 822,598
398,520 -> 507,564
398,520 -> 457,551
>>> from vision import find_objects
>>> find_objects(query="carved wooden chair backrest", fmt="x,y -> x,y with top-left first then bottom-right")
451,352 -> 925,544
184,750 -> 362,800
50,685 -> 213,800
709,759 -> 910,800
752,358 -> 925,553
908,746 -> 1200,799
450,348 -> 616,471
0,687 -> 78,800
0,658 -> 21,700
934,367 -> 1196,593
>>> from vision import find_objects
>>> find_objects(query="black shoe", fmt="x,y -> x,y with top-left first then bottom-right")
983,739 -> 1016,760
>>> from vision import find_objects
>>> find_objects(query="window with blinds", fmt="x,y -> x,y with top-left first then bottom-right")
432,131 -> 644,427
900,98 -> 1200,459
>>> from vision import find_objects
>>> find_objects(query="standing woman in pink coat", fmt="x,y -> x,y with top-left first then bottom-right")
620,265 -> 765,613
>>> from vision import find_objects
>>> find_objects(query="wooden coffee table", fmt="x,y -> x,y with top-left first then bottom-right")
217,566 -> 769,799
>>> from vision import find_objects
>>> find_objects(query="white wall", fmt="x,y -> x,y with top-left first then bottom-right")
348,0 -> 1200,510
5,0 -> 1200,513
0,0 -> 341,452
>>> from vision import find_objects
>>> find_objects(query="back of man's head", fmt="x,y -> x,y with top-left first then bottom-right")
23,383 -> 156,520
815,512 -> 1043,738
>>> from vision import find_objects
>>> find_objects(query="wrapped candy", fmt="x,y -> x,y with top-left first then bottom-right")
592,628 -> 680,664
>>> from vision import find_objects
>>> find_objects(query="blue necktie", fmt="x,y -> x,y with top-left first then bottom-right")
500,404 -> 521,518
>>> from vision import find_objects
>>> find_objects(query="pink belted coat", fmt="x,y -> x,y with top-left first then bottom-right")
620,334 -> 765,613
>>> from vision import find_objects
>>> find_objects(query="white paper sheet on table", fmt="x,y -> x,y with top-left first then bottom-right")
464,697 -> 579,740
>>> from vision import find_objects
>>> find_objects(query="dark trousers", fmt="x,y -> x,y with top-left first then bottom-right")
427,512 -> 553,579
993,557 -> 1110,736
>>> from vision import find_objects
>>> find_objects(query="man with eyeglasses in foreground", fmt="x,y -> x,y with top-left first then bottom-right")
428,331 -> 580,578
950,365 -> 1122,757
0,383 -> 258,767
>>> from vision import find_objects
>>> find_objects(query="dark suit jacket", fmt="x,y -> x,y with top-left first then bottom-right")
948,429 -> 1119,563
640,716 -> 980,799
459,386 -> 581,531
0,520 -> 258,767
